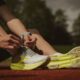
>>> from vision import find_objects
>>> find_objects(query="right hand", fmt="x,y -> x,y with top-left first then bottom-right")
0,34 -> 21,50
23,34 -> 37,48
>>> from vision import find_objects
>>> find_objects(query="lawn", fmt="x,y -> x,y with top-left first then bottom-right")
53,45 -> 76,53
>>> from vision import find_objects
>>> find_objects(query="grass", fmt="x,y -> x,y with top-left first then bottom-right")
53,45 -> 76,53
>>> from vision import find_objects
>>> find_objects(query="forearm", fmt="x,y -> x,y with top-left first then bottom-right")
0,5 -> 28,37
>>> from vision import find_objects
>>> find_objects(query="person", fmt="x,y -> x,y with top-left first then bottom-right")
0,0 -> 80,70
0,0 -> 48,70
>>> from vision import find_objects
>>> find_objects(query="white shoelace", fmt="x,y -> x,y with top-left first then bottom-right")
21,46 -> 41,57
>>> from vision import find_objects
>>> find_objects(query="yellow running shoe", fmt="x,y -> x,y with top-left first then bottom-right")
49,46 -> 80,61
47,57 -> 80,69
66,46 -> 80,56
10,47 -> 48,70
10,59 -> 47,70
47,46 -> 80,69
49,53 -> 76,61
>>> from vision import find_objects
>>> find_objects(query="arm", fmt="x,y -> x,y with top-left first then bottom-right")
0,4 -> 36,47
0,26 -> 20,49
0,26 -> 7,36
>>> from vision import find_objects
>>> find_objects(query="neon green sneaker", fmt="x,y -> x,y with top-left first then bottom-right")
66,46 -> 80,56
47,57 -> 80,69
49,53 -> 76,61
49,46 -> 80,61
10,59 -> 47,70
10,47 -> 48,70
47,46 -> 80,69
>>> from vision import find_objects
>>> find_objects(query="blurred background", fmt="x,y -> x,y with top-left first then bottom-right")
0,0 -> 80,61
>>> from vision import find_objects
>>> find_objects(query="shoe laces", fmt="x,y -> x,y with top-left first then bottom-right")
21,46 -> 38,57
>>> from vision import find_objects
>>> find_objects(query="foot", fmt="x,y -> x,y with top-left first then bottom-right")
49,52 -> 76,61
47,46 -> 80,69
47,57 -> 80,69
10,47 -> 48,70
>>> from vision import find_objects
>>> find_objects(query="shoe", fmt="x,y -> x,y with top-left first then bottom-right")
66,46 -> 80,56
10,59 -> 47,70
47,57 -> 80,69
47,46 -> 80,69
49,46 -> 80,61
10,47 -> 48,70
21,47 -> 48,64
49,53 -> 76,61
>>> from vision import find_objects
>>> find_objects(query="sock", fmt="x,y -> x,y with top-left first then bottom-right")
49,52 -> 62,56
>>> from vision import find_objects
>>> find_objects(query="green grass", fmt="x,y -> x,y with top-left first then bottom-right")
54,45 -> 76,53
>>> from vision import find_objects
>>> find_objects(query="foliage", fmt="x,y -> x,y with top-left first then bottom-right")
6,0 -> 55,43
72,14 -> 80,45
52,9 -> 73,44
3,0 -> 73,45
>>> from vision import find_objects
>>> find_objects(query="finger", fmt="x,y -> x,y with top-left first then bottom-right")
9,42 -> 20,48
24,41 -> 36,48
28,37 -> 32,41
4,45 -> 14,49
9,37 -> 20,45
29,35 -> 37,42
24,40 -> 33,45
2,42 -> 16,49
9,34 -> 21,43
7,46 -> 15,49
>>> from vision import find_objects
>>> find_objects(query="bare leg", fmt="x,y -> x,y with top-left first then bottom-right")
0,6 -> 58,55
0,25 -> 59,55
30,31 -> 57,55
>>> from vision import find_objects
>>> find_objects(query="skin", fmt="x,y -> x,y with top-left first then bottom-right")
0,4 -> 57,55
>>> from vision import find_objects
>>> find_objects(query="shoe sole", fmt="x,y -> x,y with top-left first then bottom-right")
10,58 -> 48,70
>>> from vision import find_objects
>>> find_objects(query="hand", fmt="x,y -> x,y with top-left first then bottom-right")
0,34 -> 21,50
23,34 -> 37,48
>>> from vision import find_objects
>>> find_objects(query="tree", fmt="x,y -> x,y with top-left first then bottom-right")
6,0 -> 73,45
6,0 -> 55,44
54,9 -> 68,29
52,9 -> 73,45
72,14 -> 80,45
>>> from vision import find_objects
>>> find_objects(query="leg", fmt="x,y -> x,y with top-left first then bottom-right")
0,5 -> 56,55
29,30 -> 58,55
